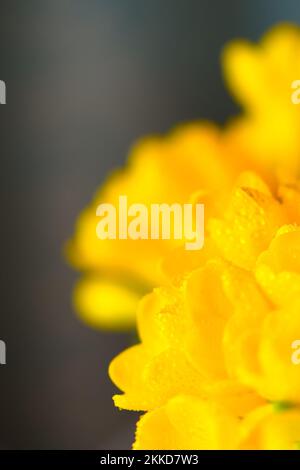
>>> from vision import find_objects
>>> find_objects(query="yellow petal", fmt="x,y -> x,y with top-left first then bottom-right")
185,261 -> 232,379
73,277 -> 139,330
223,39 -> 269,113
239,405 -> 300,450
256,226 -> 300,306
222,24 -> 300,178
226,305 -> 300,403
134,395 -> 240,450
110,345 -> 205,411
137,287 -> 186,355
279,183 -> 300,224
209,179 -> 287,270
258,307 -> 300,402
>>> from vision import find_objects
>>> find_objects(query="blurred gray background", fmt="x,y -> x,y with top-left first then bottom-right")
0,0 -> 299,449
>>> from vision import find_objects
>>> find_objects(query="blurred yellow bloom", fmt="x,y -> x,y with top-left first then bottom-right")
68,23 -> 300,330
223,23 -> 300,180
67,123 -> 238,328
68,21 -> 300,449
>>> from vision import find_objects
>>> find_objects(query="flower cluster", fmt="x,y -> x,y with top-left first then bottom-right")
69,24 -> 300,448
66,123 -> 237,329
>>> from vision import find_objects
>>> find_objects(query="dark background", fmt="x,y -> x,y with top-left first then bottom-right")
0,0 -> 299,450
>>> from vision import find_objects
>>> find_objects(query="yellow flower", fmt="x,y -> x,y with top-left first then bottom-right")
108,23 -> 300,449
67,123 -> 237,329
110,171 -> 300,449
68,23 -> 300,330
67,21 -> 300,448
212,188 -> 300,404
223,23 -> 300,180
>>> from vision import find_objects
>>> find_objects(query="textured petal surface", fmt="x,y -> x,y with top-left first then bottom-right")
134,395 -> 239,450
